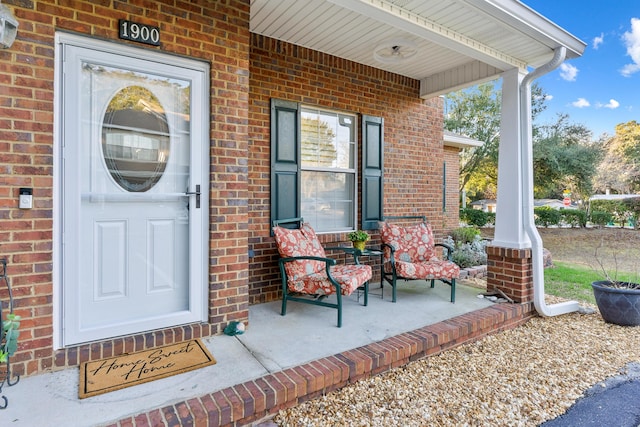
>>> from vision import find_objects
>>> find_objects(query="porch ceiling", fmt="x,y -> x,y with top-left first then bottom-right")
250,0 -> 586,98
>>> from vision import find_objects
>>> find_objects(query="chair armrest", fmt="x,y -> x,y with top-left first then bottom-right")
279,255 -> 337,266
278,255 -> 342,293
381,242 -> 396,253
381,242 -> 397,269
435,242 -> 454,261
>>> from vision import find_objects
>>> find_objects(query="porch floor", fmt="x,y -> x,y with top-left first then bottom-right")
4,280 -> 533,426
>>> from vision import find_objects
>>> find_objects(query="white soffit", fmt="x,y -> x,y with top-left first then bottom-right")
250,0 -> 586,98
444,130 -> 484,149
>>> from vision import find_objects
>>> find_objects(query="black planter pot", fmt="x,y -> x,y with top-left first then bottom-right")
591,280 -> 640,326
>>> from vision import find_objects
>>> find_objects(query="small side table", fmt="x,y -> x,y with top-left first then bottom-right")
328,247 -> 382,265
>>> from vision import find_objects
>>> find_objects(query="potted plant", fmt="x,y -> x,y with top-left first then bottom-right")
591,281 -> 640,326
591,248 -> 640,326
0,313 -> 20,363
347,230 -> 370,251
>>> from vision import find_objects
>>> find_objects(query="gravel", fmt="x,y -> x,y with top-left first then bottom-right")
273,297 -> 640,426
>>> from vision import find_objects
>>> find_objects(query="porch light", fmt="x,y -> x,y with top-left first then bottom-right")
0,3 -> 18,49
373,38 -> 417,63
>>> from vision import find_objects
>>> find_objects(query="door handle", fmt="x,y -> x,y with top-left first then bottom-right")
185,184 -> 201,208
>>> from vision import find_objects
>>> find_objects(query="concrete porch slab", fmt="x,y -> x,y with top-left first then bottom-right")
2,281 -> 534,426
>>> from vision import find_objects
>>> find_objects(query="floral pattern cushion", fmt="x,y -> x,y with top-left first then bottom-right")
273,223 -> 372,295
379,221 -> 460,279
392,259 -> 460,280
273,223 -> 327,280
287,264 -> 372,296
379,222 -> 436,264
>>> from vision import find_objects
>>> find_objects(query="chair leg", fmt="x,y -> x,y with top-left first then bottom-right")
392,275 -> 397,303
363,281 -> 369,306
281,282 -> 288,315
430,279 -> 435,288
336,291 -> 343,328
451,278 -> 456,303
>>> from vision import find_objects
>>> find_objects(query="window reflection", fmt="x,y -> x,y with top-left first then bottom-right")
102,86 -> 170,192
300,107 -> 356,231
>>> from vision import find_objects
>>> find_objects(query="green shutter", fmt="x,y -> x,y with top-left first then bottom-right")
271,99 -> 301,227
362,115 -> 384,230
442,161 -> 447,212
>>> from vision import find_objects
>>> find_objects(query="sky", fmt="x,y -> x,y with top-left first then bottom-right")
520,0 -> 640,138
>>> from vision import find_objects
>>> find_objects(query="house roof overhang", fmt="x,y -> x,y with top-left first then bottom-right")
250,0 -> 586,98
444,130 -> 483,149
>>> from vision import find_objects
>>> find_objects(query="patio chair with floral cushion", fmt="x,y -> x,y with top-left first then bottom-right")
379,215 -> 460,303
272,218 -> 372,327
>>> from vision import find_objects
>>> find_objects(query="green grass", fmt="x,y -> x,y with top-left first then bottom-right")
544,261 -> 639,305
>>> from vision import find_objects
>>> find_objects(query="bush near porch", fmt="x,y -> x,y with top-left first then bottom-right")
461,202 -> 640,229
444,227 -> 488,269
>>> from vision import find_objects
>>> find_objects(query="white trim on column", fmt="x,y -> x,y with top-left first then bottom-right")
491,68 -> 530,249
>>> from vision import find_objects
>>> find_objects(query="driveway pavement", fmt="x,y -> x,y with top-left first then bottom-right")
541,363 -> 640,427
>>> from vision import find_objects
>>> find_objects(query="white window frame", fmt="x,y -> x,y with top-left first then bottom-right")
300,106 -> 358,233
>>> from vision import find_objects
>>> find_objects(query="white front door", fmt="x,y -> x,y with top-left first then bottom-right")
57,34 -> 209,346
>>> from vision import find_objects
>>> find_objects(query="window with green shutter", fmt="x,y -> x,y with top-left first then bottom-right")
271,98 -> 383,232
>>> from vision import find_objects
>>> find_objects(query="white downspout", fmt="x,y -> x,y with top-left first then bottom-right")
520,46 -> 580,316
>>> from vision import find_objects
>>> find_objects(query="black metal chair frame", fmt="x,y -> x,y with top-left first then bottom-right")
380,215 -> 457,303
272,217 -> 369,327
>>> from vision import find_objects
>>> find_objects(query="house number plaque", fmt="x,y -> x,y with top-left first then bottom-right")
119,19 -> 160,46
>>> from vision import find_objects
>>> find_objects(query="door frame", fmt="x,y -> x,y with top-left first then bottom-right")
53,32 -> 210,349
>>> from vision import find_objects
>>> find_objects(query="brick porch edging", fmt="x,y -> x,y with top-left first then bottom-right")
109,303 -> 535,427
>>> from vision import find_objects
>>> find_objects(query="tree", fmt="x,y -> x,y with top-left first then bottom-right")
533,114 -> 600,201
594,121 -> 640,194
445,82 -> 501,200
446,82 -> 601,205
301,117 -> 337,167
444,82 -> 547,200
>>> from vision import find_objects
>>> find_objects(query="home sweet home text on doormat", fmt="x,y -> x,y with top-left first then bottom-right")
79,339 -> 216,398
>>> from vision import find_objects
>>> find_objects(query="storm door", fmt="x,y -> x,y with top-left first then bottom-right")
57,35 -> 209,345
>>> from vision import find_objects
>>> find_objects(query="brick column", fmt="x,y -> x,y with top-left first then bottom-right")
486,246 -> 533,303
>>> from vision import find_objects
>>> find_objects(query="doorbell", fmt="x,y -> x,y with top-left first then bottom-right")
19,187 -> 33,209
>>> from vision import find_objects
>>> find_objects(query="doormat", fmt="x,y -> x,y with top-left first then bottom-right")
79,339 -> 216,399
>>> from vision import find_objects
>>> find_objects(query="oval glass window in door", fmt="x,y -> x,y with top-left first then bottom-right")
101,86 -> 170,192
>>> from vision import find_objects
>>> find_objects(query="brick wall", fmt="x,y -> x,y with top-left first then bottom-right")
248,35 -> 447,304
486,246 -> 534,303
0,0 -> 456,377
0,0 -> 251,376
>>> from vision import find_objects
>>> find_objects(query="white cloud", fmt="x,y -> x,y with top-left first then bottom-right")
604,99 -> 620,109
593,33 -> 604,49
621,18 -> 640,77
559,63 -> 578,81
571,98 -> 590,108
596,99 -> 620,109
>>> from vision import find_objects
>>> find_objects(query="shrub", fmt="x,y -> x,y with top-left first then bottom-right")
444,231 -> 488,269
460,208 -> 489,227
590,199 -> 626,215
589,210 -> 613,227
622,198 -> 640,229
534,206 -> 562,227
449,226 -> 480,244
485,212 -> 496,226
560,209 -> 587,228
590,199 -> 627,226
